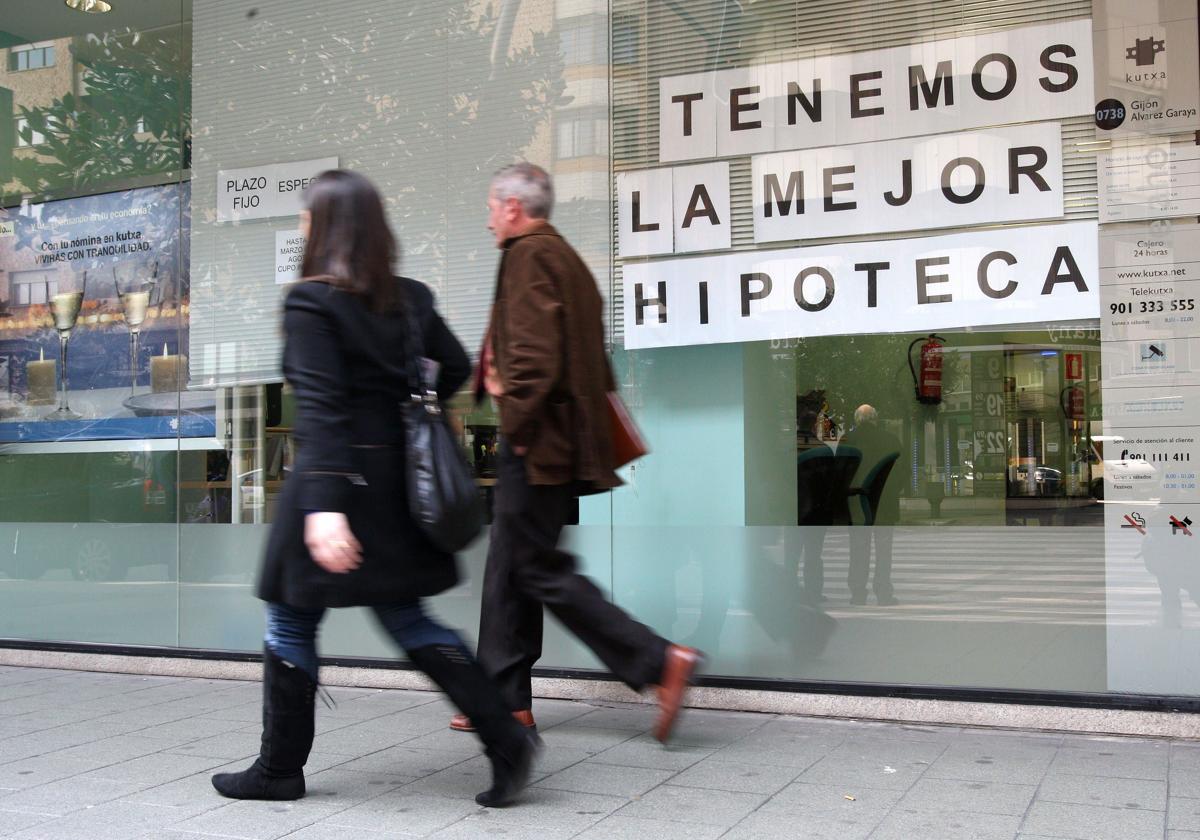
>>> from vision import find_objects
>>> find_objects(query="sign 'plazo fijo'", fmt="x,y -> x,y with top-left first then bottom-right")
619,20 -> 1102,350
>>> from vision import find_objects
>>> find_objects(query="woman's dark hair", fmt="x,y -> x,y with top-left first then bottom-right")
299,169 -> 398,312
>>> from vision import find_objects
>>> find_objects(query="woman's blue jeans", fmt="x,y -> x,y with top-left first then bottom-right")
264,600 -> 463,679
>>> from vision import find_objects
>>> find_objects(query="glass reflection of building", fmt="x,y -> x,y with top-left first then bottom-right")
1,0 -> 1198,716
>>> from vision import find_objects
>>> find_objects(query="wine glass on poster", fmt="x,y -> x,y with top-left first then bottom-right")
114,260 -> 156,396
46,267 -> 86,420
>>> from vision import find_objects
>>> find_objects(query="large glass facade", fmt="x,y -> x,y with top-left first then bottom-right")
2,0 -> 1197,703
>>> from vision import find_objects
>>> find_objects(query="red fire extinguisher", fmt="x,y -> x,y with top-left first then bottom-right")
1061,385 -> 1086,421
908,334 -> 945,405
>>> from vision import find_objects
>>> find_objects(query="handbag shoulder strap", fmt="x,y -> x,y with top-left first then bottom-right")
397,280 -> 441,409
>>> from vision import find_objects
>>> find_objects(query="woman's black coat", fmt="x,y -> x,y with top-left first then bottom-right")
257,277 -> 471,609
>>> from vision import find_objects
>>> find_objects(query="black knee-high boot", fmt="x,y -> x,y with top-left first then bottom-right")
406,644 -> 539,807
211,646 -> 316,801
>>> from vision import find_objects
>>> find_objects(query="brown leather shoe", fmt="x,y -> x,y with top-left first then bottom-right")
449,710 -> 536,732
653,645 -> 704,744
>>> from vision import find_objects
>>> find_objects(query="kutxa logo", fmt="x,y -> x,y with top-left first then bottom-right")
1127,36 -> 1166,67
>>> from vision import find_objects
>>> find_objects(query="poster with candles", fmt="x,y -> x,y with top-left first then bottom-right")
0,184 -> 214,442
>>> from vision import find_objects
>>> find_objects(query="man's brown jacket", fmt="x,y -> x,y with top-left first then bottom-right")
485,221 -> 620,493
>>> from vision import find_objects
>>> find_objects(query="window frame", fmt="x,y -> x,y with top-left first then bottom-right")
555,110 -> 609,160
10,270 -> 57,307
8,42 -> 56,73
15,116 -> 46,148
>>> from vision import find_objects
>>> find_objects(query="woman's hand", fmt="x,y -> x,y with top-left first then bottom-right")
305,512 -> 362,574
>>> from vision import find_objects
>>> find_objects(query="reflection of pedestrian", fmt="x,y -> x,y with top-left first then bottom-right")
212,170 -> 537,808
454,163 -> 702,743
842,404 -> 902,606
794,400 -> 859,604
1142,529 -> 1200,629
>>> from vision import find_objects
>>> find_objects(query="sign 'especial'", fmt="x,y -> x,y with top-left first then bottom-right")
622,222 -> 1100,350
658,20 -> 1093,162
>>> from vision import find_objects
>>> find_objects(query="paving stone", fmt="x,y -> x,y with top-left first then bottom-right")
534,761 -> 672,797
402,754 -> 515,800
797,739 -> 943,791
301,767 -> 415,804
1173,769 -> 1200,798
615,783 -> 766,827
585,737 -> 714,771
427,814 -> 578,839
49,734 -> 179,766
954,730 -> 1065,749
925,741 -> 1058,783
1037,773 -> 1167,811
276,824 -> 393,839
0,753 -> 109,790
333,745 -> 473,778
722,810 -> 883,840
386,727 -> 491,758
121,761 -> 248,819
896,778 -> 1037,815
530,745 -> 594,775
572,814 -> 727,839
758,779 -> 905,815
0,722 -> 143,764
198,701 -> 265,724
462,787 -> 627,834
132,716 -> 249,746
165,730 -> 262,760
871,809 -> 1023,840
0,775 -> 152,817
82,751 -> 230,784
5,800 -> 191,839
668,756 -> 800,794
711,727 -> 842,769
559,705 -> 658,732
310,718 -> 437,756
517,699 -> 594,730
323,789 -> 485,835
666,708 -> 774,747
1171,797 -> 1200,832
1020,800 -> 1168,840
0,810 -> 56,834
1174,744 -> 1200,768
1050,740 -> 1170,781
536,725 -> 638,754
173,797 -> 350,840
1,709 -> 111,734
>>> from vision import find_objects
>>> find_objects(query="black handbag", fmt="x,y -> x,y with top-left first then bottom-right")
400,290 -> 484,553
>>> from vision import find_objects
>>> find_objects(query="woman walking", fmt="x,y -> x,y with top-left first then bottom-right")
211,169 -> 538,808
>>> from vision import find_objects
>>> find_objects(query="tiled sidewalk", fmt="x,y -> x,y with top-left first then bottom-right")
0,665 -> 1194,839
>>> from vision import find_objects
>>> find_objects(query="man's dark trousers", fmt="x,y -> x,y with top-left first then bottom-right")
477,443 -> 668,711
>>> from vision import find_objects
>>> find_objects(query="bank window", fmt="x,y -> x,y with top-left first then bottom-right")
9,42 -> 55,72
15,117 -> 45,148
11,270 -> 56,306
557,115 -> 608,159
560,17 -> 606,66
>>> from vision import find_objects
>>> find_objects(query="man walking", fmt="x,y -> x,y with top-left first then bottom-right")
450,162 -> 702,742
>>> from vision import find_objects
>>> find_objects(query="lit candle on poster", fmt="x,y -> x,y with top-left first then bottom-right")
150,343 -> 187,393
26,348 -> 56,406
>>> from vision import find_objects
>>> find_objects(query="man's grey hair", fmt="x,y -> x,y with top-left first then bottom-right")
854,404 -> 878,425
491,162 -> 554,220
